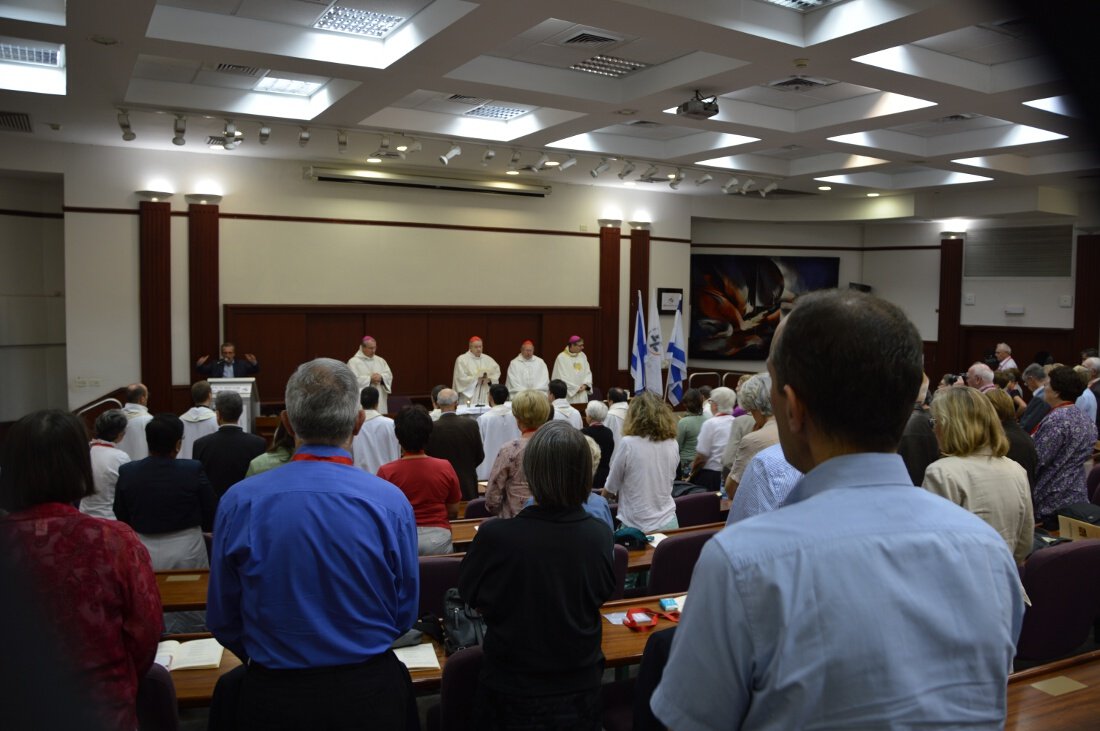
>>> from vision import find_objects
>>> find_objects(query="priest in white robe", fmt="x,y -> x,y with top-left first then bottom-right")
179,380 -> 218,459
476,384 -> 522,480
347,336 -> 394,414
351,386 -> 400,473
506,340 -> 549,397
605,387 -> 630,444
552,336 -> 593,404
453,336 -> 501,406
549,379 -> 583,429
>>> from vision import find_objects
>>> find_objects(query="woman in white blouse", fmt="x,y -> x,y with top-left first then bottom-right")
922,386 -> 1034,564
603,392 -> 680,533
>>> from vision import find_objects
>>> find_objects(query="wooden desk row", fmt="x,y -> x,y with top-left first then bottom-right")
156,520 -> 728,614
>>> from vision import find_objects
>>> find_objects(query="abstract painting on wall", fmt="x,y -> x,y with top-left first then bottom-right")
689,254 -> 839,360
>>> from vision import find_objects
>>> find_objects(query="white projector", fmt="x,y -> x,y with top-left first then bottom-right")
676,98 -> 719,119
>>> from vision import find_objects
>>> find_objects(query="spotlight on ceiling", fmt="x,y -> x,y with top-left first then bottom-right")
558,156 -> 577,171
618,161 -> 636,180
298,127 -> 311,147
117,110 -> 135,141
669,169 -> 684,190
482,148 -> 496,166
222,120 -> 242,150
405,140 -> 422,153
507,150 -> 521,175
258,124 -> 271,145
440,143 -> 461,165
740,178 -> 756,195
759,181 -> 779,198
337,130 -> 348,154
590,158 -> 611,178
172,115 -> 186,146
695,172 -> 713,186
720,176 -> 740,194
640,164 -> 659,180
534,153 -> 550,171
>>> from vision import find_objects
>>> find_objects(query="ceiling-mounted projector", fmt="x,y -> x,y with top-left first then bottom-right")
677,90 -> 719,120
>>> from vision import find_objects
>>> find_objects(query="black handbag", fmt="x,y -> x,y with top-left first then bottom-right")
441,587 -> 487,656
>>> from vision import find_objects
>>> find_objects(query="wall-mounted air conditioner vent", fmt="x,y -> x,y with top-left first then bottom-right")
211,63 -> 265,77
0,111 -> 33,133
963,225 -> 1073,277
766,75 -> 838,92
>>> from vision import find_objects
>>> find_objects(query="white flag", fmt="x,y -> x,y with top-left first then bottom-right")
629,290 -> 646,394
645,289 -> 664,396
666,299 -> 687,406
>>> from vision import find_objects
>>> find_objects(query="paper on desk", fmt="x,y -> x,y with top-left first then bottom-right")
394,643 -> 440,670
603,612 -> 628,625
164,574 -> 201,582
1030,676 -> 1087,696
647,533 -> 668,547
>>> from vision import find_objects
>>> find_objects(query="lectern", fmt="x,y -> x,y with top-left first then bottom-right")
208,377 -> 260,433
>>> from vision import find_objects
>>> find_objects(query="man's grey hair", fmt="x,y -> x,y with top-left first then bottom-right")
586,400 -> 608,422
709,386 -> 737,413
436,389 -> 460,407
1084,357 -> 1100,378
969,363 -> 994,384
738,373 -> 774,416
996,342 -> 1011,354
94,409 -> 129,442
285,358 -> 361,444
215,391 -> 244,422
1022,363 -> 1047,383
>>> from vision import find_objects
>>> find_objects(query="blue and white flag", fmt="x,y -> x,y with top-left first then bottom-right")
645,289 -> 664,396
630,290 -> 646,394
665,298 -> 687,405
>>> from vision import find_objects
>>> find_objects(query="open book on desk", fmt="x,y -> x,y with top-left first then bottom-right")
155,637 -> 224,671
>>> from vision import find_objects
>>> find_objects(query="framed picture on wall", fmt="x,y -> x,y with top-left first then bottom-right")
657,288 -> 683,314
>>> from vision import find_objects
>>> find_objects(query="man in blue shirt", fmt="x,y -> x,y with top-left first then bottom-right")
208,358 -> 419,730
725,443 -> 802,525
653,290 -> 1025,731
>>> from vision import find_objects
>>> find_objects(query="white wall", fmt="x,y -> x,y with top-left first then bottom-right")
0,174 -> 66,419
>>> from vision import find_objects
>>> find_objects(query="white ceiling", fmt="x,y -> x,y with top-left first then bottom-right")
0,0 -> 1095,199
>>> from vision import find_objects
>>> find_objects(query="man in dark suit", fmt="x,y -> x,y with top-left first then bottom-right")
193,391 -> 267,496
195,341 -> 260,378
426,388 -> 485,500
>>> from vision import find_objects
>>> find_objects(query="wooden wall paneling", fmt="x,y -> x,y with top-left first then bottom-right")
959,326 -> 1075,371
170,385 -> 192,414
369,313 -> 430,396
629,228 -> 650,320
936,238 -> 963,376
485,314 -> 542,369
138,201 -> 172,412
541,312 -> 600,376
188,204 -> 220,368
921,341 -> 939,382
1074,234 -> 1099,356
427,313 -> 490,390
224,310 -> 307,409
306,313 -> 365,361
597,226 -> 620,395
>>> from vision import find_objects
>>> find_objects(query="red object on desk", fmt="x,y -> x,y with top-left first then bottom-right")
623,608 -> 660,632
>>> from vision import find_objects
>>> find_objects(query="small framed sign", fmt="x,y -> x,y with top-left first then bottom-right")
657,288 -> 683,315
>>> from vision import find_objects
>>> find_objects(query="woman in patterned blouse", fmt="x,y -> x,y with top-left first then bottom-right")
1032,367 -> 1098,528
484,390 -> 551,518
0,410 -> 162,731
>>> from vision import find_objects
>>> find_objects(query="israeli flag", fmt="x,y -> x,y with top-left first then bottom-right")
666,299 -> 687,405
630,290 -> 646,394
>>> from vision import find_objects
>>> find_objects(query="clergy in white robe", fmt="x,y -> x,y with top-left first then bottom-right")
476,384 -> 522,480
117,384 -> 153,461
549,379 -> 583,429
551,336 -> 593,404
351,386 -> 400,473
453,336 -> 501,405
604,388 -> 630,444
505,340 -> 550,397
179,381 -> 218,459
347,336 -> 394,414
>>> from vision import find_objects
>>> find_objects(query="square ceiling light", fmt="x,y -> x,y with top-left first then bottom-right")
0,36 -> 65,94
255,76 -> 325,96
313,5 -> 406,38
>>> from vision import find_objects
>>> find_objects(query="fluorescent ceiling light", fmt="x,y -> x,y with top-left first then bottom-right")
255,76 -> 324,96
313,6 -> 406,38
570,54 -> 648,78
1023,96 -> 1075,117
756,0 -> 846,10
0,39 -> 63,66
0,37 -> 65,94
866,193 -> 880,197
465,105 -> 528,121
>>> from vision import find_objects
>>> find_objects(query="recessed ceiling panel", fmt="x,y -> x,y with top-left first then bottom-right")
596,121 -> 699,141
723,81 -> 878,111
888,114 -> 1012,138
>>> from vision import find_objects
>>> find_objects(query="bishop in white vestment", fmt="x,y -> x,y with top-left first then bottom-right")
505,340 -> 549,397
453,336 -> 501,405
552,336 -> 593,404
347,336 -> 394,414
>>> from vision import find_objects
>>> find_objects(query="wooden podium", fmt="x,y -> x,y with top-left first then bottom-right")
208,378 -> 260,433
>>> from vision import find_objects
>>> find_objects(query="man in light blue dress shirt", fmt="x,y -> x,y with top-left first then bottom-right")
725,443 -> 802,525
653,290 -> 1025,731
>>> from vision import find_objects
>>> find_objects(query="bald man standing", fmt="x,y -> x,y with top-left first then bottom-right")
453,337 -> 501,406
506,340 -> 549,397
347,336 -> 393,415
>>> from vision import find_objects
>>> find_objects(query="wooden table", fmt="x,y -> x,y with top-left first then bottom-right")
156,569 -> 209,612
171,595 -> 675,705
1006,649 -> 1100,729
626,522 -> 725,571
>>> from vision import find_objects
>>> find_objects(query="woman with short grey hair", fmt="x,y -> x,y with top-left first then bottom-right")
723,373 -> 779,495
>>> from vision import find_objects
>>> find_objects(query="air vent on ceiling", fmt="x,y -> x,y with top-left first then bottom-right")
571,54 -> 646,78
206,135 -> 238,146
963,226 -> 1073,277
0,43 -> 59,66
626,120 -> 660,127
561,32 -> 621,48
464,105 -> 527,121
293,0 -> 331,5
766,75 -> 838,92
447,94 -> 491,106
213,63 -> 264,77
935,113 -> 982,123
0,111 -> 33,133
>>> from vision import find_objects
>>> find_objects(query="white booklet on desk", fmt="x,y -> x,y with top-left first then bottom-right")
155,638 -> 224,671
394,642 -> 440,670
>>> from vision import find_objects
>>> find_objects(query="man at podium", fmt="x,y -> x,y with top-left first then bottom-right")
195,342 -> 259,378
